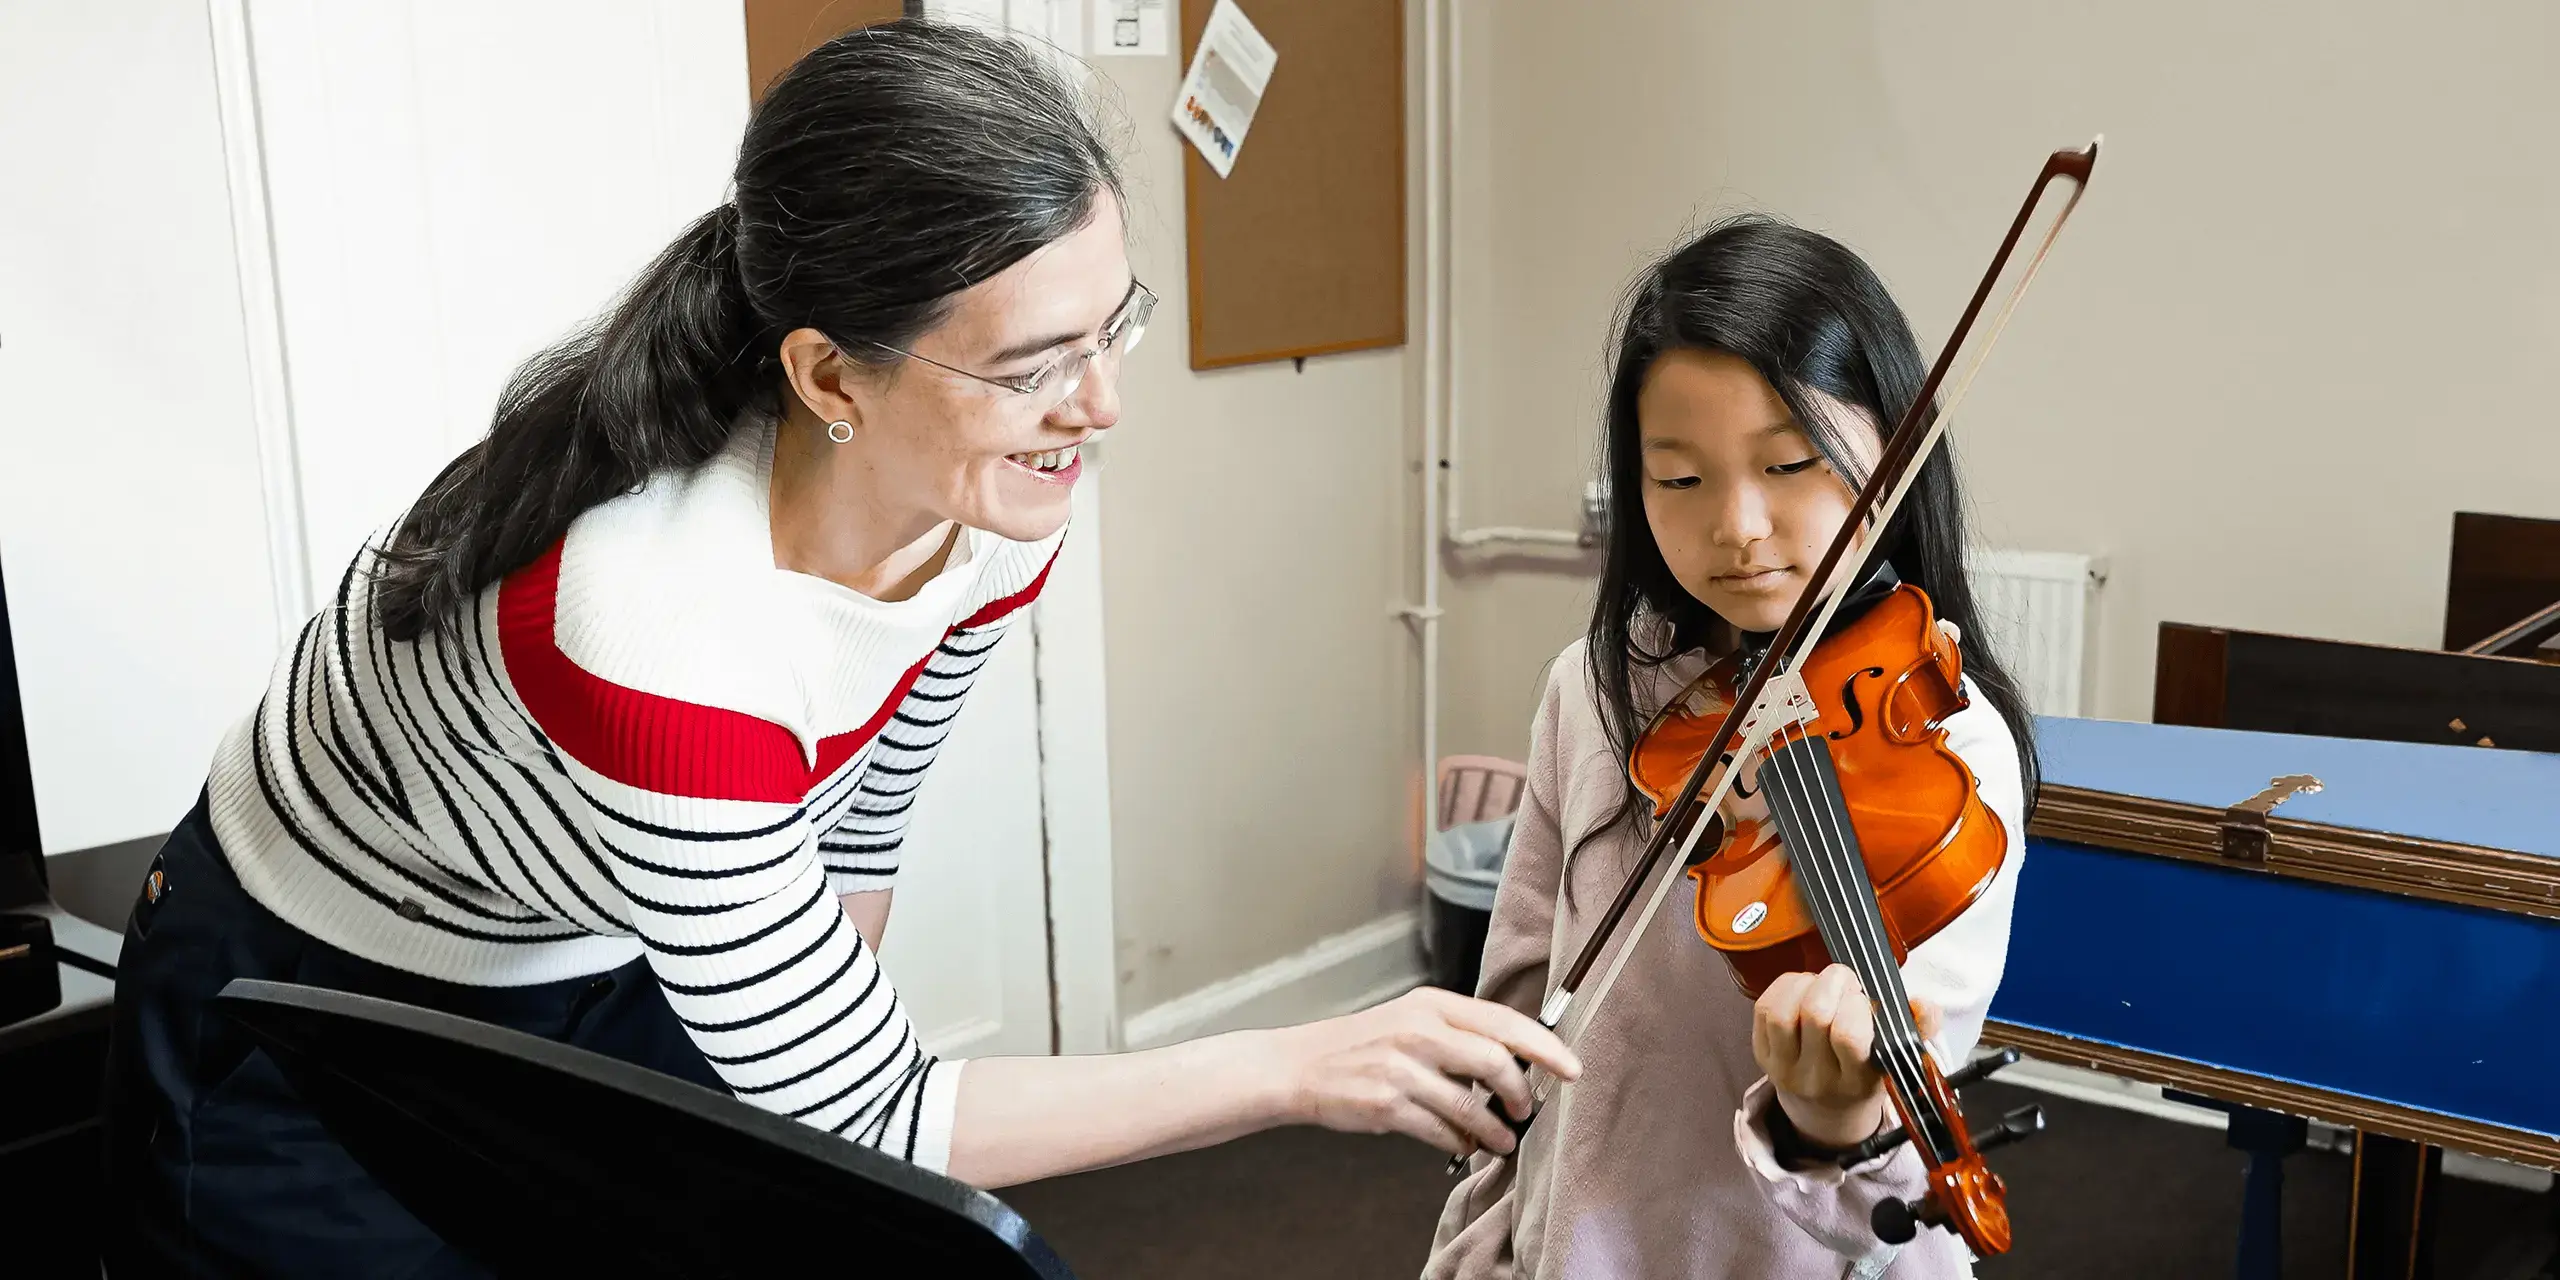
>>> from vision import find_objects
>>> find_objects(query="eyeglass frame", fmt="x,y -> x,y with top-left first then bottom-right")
865,280 -> 1156,408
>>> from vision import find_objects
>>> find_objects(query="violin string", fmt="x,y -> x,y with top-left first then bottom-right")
1793,723 -> 1943,1160
1760,720 -> 1946,1163
1781,722 -> 1927,1058
1765,719 -> 1951,1163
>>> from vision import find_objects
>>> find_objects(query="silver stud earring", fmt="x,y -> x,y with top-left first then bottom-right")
826,420 -> 854,444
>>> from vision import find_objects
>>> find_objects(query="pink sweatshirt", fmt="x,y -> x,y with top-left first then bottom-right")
1426,638 -> 2027,1279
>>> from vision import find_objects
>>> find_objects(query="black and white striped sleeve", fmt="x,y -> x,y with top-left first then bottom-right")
818,616 -> 1015,897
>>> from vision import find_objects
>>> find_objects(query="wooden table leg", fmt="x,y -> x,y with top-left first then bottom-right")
2349,1132 -> 2441,1280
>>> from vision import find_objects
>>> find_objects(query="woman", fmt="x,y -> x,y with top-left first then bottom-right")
1426,218 -> 2039,1278
102,21 -> 1573,1274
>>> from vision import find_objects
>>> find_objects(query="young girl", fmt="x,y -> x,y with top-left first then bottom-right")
1427,218 -> 2040,1279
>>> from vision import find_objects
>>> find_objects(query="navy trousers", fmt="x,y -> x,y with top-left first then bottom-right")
100,795 -> 725,1277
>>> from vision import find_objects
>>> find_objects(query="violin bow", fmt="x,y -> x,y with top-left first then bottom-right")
1451,138 -> 2100,1175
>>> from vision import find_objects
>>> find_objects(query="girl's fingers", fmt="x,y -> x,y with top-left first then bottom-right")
1754,971 -> 1813,1076
1826,980 -> 1877,1080
1795,965 -> 1860,1078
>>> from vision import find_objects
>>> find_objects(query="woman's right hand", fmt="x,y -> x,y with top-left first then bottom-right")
1270,986 -> 1582,1157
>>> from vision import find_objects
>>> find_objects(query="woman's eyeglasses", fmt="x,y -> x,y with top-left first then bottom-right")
869,281 -> 1156,412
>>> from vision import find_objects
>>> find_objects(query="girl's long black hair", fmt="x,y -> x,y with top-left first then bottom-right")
1580,215 -> 2039,854
372,20 -> 1122,642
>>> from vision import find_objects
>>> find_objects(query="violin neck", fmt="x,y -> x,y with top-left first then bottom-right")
1758,731 -> 1962,1166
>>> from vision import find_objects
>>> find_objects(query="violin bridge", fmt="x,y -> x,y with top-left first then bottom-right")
1741,670 -> 1822,745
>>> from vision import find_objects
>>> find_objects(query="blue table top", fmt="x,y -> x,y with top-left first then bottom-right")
2036,717 -> 2560,860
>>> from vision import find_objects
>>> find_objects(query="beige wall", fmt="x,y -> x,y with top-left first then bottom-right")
1083,39 -> 1426,1014
1440,0 -> 2560,764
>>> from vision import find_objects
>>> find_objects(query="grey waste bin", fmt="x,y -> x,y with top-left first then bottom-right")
1423,816 -> 1511,994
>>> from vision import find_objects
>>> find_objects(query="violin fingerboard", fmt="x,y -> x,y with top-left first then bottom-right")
1761,732 -> 1960,1164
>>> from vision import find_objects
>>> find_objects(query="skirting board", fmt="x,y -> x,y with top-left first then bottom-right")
1987,1051 -> 2553,1194
1121,912 -> 1423,1051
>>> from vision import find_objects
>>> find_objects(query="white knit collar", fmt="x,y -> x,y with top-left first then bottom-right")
732,419 -> 986,621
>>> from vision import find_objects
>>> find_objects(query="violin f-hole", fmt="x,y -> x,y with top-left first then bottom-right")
1828,666 -> 1889,739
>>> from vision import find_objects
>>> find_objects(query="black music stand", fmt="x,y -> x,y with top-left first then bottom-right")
214,978 -> 1076,1278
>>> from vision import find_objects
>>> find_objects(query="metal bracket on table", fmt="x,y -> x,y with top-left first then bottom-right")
2218,774 -> 2323,864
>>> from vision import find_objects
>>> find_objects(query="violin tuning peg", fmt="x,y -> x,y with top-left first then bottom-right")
1948,1046 -> 2021,1091
1837,1123 -> 1909,1168
1972,1104 -> 2046,1154
1872,1195 -> 1932,1245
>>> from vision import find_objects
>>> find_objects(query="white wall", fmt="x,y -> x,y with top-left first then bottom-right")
0,0 -> 284,853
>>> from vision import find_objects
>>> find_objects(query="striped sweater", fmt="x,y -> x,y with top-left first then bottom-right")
205,421 -> 1059,1172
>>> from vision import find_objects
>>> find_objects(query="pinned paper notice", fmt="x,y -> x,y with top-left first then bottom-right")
1171,0 -> 1275,178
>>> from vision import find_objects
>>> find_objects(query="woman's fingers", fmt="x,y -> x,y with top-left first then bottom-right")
1389,1098 -> 1482,1158
1398,1057 -> 1519,1155
1426,988 -> 1582,1081
1407,1019 -> 1534,1121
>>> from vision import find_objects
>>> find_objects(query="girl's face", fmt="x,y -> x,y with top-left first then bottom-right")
1635,349 -> 1882,635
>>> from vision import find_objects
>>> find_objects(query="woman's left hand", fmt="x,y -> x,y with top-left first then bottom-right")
1750,963 -> 1941,1149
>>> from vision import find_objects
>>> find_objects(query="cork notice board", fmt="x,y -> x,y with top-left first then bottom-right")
1181,1 -> 1406,370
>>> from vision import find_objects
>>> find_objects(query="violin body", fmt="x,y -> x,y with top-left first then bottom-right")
1633,583 -> 2009,993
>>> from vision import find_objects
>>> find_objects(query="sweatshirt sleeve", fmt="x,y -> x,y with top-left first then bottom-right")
1426,654 -> 1577,1278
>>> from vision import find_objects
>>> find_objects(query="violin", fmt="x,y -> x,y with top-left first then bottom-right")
1632,574 -> 2027,1253
1633,577 -> 2007,998
1444,139 -> 2099,1261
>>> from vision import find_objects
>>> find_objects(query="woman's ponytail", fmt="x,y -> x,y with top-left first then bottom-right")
373,204 -> 762,642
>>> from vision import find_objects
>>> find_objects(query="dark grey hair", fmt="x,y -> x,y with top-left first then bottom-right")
375,18 -> 1123,642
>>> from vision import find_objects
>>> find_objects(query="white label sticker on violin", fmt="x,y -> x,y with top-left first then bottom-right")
1732,901 -> 1768,934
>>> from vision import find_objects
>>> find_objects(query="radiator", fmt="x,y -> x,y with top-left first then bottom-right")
1966,549 -> 2104,717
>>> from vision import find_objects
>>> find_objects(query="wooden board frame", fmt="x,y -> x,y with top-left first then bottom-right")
1179,0 -> 1407,370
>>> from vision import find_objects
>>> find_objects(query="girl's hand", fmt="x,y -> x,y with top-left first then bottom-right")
1751,963 -> 1942,1148
1272,987 -> 1583,1157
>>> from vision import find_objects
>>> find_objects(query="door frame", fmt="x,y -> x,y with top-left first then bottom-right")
1029,475 -> 1121,1055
